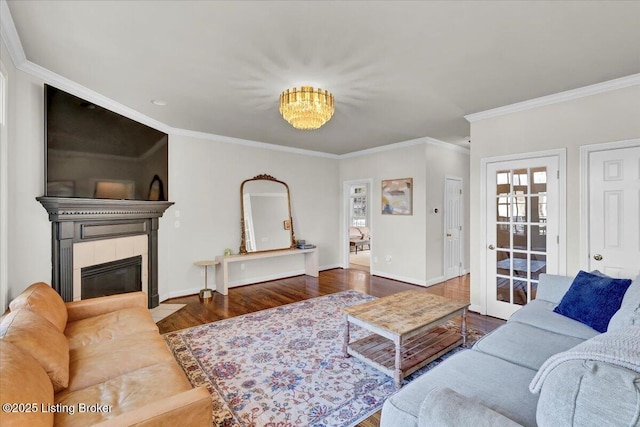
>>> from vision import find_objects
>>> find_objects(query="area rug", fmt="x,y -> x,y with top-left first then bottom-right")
163,291 -> 482,427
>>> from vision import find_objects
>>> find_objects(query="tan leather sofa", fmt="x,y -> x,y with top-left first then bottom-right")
0,283 -> 212,426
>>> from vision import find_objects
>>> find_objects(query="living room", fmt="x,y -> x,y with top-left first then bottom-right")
1,2 -> 639,427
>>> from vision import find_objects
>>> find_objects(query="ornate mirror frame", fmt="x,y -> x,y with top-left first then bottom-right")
239,174 -> 296,254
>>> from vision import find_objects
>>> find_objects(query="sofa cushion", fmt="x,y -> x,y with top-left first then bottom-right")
0,341 -> 54,427
535,274 -> 574,305
381,350 -> 539,427
473,322 -> 584,371
9,282 -> 68,332
65,306 -> 159,350
553,270 -> 632,333
509,300 -> 599,340
67,330 -> 175,391
54,361 -> 192,427
0,309 -> 70,392
608,275 -> 640,331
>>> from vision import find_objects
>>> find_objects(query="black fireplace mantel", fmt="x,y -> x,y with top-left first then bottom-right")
37,197 -> 174,308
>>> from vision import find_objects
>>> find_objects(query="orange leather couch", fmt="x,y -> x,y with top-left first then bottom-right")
0,283 -> 212,426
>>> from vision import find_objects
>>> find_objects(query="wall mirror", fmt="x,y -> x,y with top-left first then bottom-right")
240,174 -> 296,254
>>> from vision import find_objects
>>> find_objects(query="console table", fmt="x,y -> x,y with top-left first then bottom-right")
214,248 -> 318,295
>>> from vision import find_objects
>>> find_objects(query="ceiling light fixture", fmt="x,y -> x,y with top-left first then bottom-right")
151,99 -> 167,106
279,86 -> 334,130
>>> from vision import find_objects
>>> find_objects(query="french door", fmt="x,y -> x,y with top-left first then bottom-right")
485,156 -> 559,319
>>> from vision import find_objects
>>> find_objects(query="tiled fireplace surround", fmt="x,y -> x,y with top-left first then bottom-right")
37,197 -> 173,308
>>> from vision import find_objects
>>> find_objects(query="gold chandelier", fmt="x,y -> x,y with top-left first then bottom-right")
279,86 -> 334,130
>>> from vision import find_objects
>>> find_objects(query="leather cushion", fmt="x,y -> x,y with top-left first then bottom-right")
67,330 -> 175,391
0,341 -> 54,427
0,309 -> 70,392
55,361 -> 192,426
9,282 -> 68,332
65,306 -> 159,350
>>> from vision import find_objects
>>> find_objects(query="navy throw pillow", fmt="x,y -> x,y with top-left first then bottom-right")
553,270 -> 632,333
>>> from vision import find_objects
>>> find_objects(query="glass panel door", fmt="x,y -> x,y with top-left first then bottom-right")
486,157 -> 558,319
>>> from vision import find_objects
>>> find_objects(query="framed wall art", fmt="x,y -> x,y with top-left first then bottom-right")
381,178 -> 413,215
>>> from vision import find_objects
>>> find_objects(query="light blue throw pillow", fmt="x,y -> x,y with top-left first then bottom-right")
607,274 -> 640,331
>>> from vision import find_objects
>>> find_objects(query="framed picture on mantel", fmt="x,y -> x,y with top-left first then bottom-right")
381,178 -> 413,215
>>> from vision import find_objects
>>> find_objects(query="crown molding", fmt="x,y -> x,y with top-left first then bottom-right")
0,0 -> 26,66
465,73 -> 640,123
338,136 -> 469,159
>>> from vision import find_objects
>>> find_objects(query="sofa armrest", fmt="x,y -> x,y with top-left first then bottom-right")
65,292 -> 148,322
418,388 -> 523,427
93,387 -> 212,427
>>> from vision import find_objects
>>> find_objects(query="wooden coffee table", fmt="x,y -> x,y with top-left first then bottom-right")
342,291 -> 469,389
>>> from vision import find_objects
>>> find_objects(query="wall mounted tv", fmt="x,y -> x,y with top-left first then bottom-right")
45,84 -> 168,201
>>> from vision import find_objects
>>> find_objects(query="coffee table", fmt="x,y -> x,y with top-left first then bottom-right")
342,291 -> 469,389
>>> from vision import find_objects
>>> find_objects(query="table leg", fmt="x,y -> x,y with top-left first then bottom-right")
461,308 -> 468,347
394,336 -> 402,389
343,314 -> 351,358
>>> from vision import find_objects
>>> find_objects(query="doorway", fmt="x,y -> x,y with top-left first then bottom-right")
581,140 -> 640,278
483,151 -> 565,320
343,179 -> 372,270
444,176 -> 463,280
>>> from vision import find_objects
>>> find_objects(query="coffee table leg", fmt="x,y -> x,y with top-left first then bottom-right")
461,308 -> 468,347
394,336 -> 402,389
343,314 -> 350,358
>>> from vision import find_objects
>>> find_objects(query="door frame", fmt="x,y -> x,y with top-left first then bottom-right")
479,148 -> 566,315
342,178 -> 373,269
0,61 -> 7,312
444,175 -> 464,280
579,138 -> 640,271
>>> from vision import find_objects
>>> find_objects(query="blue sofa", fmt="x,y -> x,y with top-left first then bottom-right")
380,273 -> 640,427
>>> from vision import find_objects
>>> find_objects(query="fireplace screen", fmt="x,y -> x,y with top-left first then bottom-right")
81,255 -> 142,299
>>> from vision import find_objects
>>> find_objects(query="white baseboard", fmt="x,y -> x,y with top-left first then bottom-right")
469,304 -> 484,314
320,263 -> 341,271
159,287 -> 201,302
370,270 -> 427,287
228,269 -> 306,288
461,268 -> 470,275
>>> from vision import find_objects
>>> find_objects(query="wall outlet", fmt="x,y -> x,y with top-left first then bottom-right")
373,256 -> 378,264
174,220 -> 180,228
240,263 -> 245,271
385,255 -> 392,264
175,210 -> 180,218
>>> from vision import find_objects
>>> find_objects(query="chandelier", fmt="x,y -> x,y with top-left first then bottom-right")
279,86 -> 334,130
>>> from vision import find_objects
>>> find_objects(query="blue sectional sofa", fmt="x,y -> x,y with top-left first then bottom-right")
380,273 -> 640,427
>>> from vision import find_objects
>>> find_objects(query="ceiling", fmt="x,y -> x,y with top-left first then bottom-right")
6,1 -> 640,155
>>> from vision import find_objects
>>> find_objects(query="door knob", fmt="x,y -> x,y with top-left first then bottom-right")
446,233 -> 452,237
593,254 -> 603,261
488,244 -> 495,250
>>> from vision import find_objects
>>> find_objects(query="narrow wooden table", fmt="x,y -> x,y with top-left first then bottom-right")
343,291 -> 469,389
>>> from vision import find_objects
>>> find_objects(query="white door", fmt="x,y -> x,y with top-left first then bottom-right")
486,156 -> 559,319
444,177 -> 463,280
588,146 -> 640,278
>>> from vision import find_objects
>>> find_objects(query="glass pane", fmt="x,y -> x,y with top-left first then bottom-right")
530,167 -> 547,195
531,254 -> 547,280
513,168 -> 529,194
531,225 -> 547,252
497,225 -> 510,249
512,224 -> 528,251
531,281 -> 538,300
496,277 -> 510,303
496,251 -> 510,275
513,280 -> 528,305
530,196 -> 548,222
512,252 -> 528,279
496,171 -> 511,196
512,194 -> 528,222
496,196 -> 510,220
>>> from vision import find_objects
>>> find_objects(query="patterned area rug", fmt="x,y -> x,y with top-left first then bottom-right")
163,291 -> 482,427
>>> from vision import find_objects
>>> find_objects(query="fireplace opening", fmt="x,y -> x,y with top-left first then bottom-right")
81,255 -> 142,300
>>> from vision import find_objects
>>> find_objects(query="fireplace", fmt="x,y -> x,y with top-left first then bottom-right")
37,197 -> 173,308
81,255 -> 142,299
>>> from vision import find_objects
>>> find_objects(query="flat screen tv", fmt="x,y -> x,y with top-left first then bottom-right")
45,84 -> 168,201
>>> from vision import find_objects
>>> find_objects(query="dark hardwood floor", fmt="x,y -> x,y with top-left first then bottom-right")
157,268 -> 505,427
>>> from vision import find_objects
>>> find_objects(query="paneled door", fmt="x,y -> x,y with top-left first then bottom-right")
587,145 -> 640,278
444,177 -> 463,280
486,156 -> 559,320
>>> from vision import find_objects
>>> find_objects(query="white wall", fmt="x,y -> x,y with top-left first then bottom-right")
160,133 -> 341,299
340,142 -> 470,286
469,85 -> 640,312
